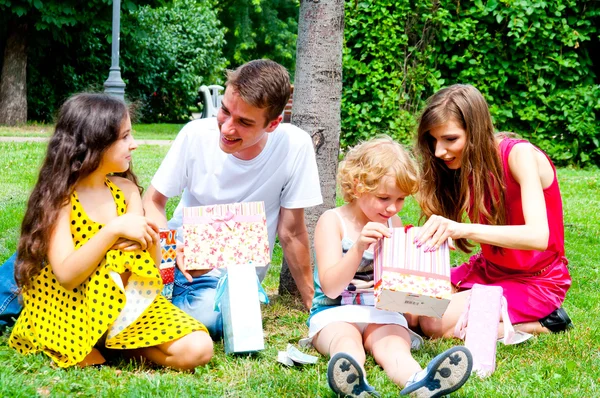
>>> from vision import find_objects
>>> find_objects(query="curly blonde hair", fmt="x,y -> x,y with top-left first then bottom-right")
338,135 -> 419,203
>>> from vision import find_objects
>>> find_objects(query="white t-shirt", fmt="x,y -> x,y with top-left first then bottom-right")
151,118 -> 323,280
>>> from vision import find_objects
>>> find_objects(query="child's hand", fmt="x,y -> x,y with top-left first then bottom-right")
108,214 -> 159,251
111,238 -> 141,251
414,215 -> 464,251
356,222 -> 392,253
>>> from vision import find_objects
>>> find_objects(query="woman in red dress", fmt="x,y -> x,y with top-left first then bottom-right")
413,84 -> 572,338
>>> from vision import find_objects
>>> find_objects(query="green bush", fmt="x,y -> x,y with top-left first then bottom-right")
217,0 -> 299,77
25,0 -> 226,123
122,0 -> 226,122
342,0 -> 600,167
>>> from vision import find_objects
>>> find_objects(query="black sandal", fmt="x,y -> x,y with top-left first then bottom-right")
539,307 -> 573,333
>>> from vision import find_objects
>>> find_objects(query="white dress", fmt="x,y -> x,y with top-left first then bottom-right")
306,210 -> 422,349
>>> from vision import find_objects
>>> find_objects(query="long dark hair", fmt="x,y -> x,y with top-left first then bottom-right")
15,93 -> 141,289
415,84 -> 506,253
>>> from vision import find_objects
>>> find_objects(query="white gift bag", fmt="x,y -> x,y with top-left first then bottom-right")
214,264 -> 269,354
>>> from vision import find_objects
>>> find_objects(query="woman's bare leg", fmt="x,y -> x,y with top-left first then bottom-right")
420,290 -> 471,339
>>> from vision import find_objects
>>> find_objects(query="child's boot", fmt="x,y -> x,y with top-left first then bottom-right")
327,352 -> 379,397
400,346 -> 473,398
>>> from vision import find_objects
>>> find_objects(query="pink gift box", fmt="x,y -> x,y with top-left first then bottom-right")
183,202 -> 270,270
374,227 -> 451,318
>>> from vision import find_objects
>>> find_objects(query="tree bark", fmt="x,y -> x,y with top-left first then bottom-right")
0,20 -> 28,126
279,0 -> 344,297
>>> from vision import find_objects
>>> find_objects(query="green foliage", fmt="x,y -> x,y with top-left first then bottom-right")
122,0 -> 227,122
22,0 -> 226,123
342,1 -> 446,147
217,0 -> 299,77
342,0 -> 600,167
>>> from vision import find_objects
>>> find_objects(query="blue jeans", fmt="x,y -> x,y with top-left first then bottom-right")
172,269 -> 223,341
0,253 -> 22,329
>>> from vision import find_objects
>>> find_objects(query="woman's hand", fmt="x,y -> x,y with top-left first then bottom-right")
415,215 -> 464,251
355,222 -> 392,253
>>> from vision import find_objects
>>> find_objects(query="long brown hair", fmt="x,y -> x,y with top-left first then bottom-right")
15,93 -> 141,289
415,84 -> 506,252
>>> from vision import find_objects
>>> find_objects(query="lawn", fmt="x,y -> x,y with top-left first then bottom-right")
0,123 -> 183,141
0,136 -> 598,397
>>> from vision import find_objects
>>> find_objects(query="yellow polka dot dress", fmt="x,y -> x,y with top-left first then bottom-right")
10,178 -> 207,368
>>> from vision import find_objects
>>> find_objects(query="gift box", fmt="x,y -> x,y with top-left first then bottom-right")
159,229 -> 177,300
214,264 -> 269,354
374,227 -> 451,318
183,202 -> 270,270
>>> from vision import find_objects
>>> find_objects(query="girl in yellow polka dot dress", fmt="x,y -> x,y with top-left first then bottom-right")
10,93 -> 213,370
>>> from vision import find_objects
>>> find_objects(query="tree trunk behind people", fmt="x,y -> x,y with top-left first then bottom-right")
0,20 -> 27,126
279,0 -> 344,298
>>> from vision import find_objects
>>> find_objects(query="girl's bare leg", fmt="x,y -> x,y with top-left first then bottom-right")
312,321 -> 365,364
363,324 -> 420,387
78,348 -> 106,368
131,330 -> 213,371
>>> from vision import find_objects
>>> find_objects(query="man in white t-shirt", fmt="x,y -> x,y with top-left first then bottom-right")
143,59 -> 323,340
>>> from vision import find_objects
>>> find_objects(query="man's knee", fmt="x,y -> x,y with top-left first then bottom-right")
172,288 -> 223,341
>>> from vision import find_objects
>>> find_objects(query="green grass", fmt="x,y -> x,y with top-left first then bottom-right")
0,141 -> 599,397
0,123 -> 184,141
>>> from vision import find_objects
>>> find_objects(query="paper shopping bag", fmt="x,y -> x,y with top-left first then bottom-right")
214,264 -> 269,354
453,284 -> 530,377
183,202 -> 270,270
459,284 -> 503,377
159,229 -> 177,300
374,227 -> 451,318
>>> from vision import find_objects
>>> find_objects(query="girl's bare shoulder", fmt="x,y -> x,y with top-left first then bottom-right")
107,175 -> 138,195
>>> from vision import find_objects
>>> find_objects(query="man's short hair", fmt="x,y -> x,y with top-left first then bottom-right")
226,59 -> 291,124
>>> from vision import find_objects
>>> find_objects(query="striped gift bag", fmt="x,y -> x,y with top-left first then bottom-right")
373,227 -> 451,318
183,202 -> 270,270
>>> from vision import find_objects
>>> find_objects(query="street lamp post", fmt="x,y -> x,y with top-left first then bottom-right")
103,0 -> 126,100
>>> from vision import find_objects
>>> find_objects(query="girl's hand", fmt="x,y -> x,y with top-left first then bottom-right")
356,222 -> 392,253
108,214 -> 159,251
111,238 -> 141,251
415,215 -> 464,251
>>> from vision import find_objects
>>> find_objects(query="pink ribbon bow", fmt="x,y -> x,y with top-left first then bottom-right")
210,211 -> 235,230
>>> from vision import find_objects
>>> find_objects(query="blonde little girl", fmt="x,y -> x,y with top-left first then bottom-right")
308,136 -> 473,397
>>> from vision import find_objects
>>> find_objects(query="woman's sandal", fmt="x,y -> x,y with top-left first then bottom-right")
327,352 -> 380,397
400,346 -> 473,398
539,307 -> 573,333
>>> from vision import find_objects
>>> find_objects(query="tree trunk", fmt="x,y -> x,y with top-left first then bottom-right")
279,0 -> 344,297
0,20 -> 28,126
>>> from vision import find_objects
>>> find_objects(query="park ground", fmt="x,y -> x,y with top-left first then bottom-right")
0,125 -> 598,397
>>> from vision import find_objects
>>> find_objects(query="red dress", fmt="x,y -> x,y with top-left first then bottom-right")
451,138 -> 571,323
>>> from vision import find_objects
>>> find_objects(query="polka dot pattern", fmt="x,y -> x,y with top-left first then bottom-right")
9,178 -> 207,368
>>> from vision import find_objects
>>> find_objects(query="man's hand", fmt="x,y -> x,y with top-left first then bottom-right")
175,242 -> 211,282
